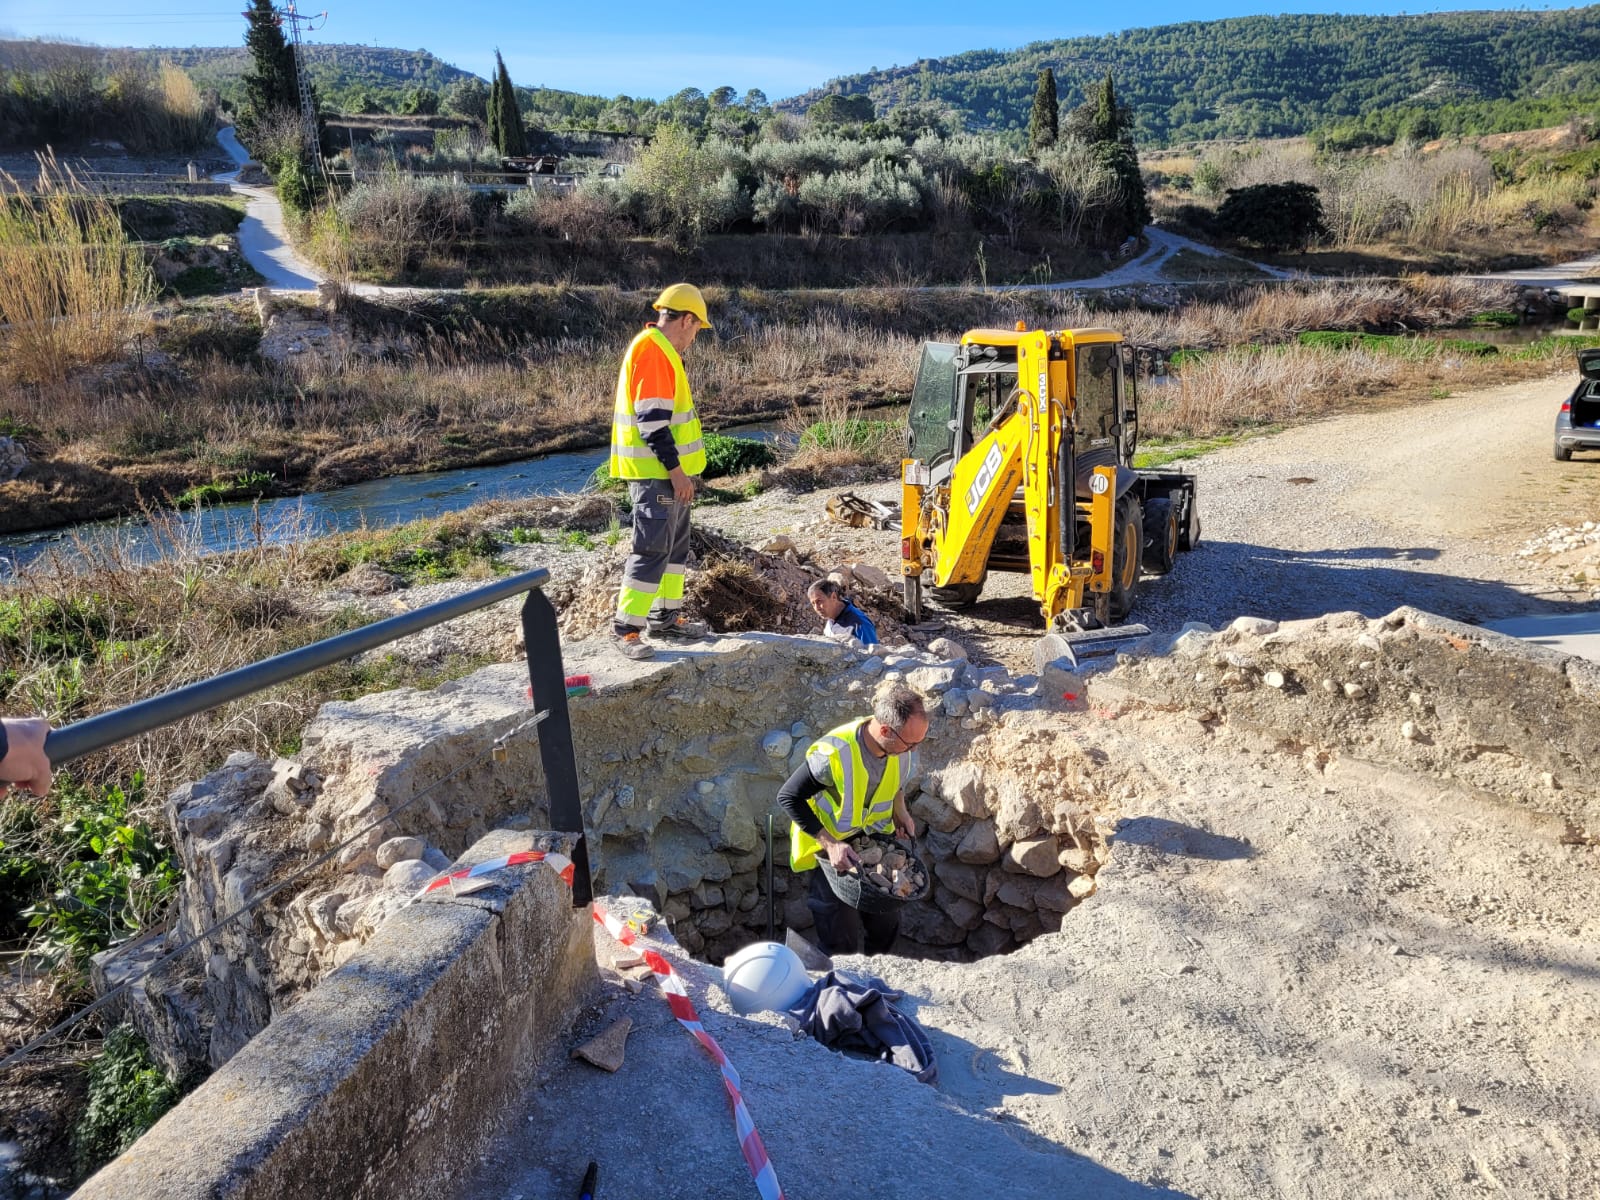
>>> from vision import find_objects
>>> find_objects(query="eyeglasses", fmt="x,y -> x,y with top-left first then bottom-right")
883,725 -> 926,751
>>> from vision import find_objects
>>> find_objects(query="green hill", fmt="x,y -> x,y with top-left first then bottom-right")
0,39 -> 477,112
782,7 -> 1600,144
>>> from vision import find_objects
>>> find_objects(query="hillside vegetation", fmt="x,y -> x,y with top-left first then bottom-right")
784,7 -> 1600,143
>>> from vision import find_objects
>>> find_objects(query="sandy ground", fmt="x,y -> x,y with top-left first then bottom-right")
452,370 -> 1600,1199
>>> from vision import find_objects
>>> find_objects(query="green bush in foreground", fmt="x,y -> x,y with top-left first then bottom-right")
72,1025 -> 185,1174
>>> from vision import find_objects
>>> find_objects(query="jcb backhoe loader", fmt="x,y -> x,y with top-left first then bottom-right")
899,324 -> 1198,665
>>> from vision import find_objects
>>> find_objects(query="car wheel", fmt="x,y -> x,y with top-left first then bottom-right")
1555,442 -> 1574,462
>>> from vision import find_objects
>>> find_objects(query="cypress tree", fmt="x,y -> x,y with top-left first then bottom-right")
1028,68 -> 1058,154
490,50 -> 528,157
1092,70 -> 1120,144
487,62 -> 502,153
239,0 -> 298,140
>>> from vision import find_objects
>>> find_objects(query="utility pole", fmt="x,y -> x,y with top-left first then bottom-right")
279,2 -> 328,180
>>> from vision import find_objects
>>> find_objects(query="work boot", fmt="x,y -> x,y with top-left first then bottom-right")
612,629 -> 654,660
648,614 -> 709,641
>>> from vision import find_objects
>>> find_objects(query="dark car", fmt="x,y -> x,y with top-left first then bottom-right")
1554,348 -> 1600,461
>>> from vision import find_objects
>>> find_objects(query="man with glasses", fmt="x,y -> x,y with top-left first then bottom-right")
610,283 -> 713,661
777,683 -> 928,955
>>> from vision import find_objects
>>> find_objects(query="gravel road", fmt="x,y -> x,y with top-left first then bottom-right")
701,369 -> 1600,670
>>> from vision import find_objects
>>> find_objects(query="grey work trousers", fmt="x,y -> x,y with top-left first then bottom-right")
614,479 -> 691,632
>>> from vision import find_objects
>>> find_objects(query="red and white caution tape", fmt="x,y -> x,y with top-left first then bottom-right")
414,849 -> 574,898
594,905 -> 787,1200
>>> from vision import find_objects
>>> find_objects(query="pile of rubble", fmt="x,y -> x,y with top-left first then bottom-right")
1515,522 -> 1600,598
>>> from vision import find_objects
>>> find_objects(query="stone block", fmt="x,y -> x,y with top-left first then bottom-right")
906,664 -> 965,694
384,860 -> 437,893
897,900 -> 966,947
1003,835 -> 1062,878
966,922 -> 1013,957
955,822 -> 1000,865
994,876 -> 1039,911
932,884 -> 984,931
926,636 -> 968,660
934,860 -> 984,904
376,836 -> 425,870
909,789 -> 963,834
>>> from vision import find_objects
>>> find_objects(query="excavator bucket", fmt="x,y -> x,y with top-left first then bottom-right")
1033,624 -> 1152,672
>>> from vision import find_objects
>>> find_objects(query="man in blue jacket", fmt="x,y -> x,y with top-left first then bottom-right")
807,579 -> 879,647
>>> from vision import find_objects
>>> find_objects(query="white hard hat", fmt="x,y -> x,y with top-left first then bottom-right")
720,941 -> 810,1015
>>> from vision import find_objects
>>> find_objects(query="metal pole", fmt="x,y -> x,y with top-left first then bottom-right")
520,589 -> 591,905
43,567 -> 550,766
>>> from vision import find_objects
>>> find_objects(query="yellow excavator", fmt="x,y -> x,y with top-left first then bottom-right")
899,324 -> 1199,666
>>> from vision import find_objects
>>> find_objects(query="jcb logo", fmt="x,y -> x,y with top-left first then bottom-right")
965,443 -> 1004,515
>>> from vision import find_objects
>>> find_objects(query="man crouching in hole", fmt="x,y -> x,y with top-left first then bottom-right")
778,682 -> 927,955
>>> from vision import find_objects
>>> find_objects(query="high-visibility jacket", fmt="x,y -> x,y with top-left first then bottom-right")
790,719 -> 903,872
609,326 -> 705,480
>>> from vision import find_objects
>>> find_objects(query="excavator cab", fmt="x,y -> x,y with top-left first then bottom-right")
900,326 -> 1199,664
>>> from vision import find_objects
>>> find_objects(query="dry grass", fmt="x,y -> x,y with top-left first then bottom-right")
1146,332 -> 1591,439
1,507 -> 508,800
0,277 -> 1538,533
0,154 -> 157,383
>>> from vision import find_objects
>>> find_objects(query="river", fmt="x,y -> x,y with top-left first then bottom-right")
0,422 -> 792,577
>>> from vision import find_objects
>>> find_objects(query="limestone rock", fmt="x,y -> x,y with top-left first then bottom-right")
1230,616 -> 1279,637
383,859 -> 437,893
933,883 -> 985,931
955,822 -> 1001,865
0,435 -> 28,481
906,664 -> 965,694
898,900 -> 966,946
1003,835 -> 1061,878
1036,662 -> 1084,703
942,690 -> 970,718
761,730 -> 793,758
375,836 -> 425,869
935,859 -> 984,904
1034,873 -> 1077,913
909,789 -> 963,834
847,561 -> 890,590
966,922 -> 1013,957
1068,874 -> 1096,900
994,876 -> 1039,911
930,761 -> 989,819
926,637 -> 969,660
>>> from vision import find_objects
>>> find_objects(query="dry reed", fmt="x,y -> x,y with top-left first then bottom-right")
0,153 -> 157,384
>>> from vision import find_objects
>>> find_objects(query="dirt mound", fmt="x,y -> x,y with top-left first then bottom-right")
691,561 -> 792,632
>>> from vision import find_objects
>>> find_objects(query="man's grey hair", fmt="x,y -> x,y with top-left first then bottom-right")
872,682 -> 925,732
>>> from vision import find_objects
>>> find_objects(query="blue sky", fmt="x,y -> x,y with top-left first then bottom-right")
0,1 -> 1577,99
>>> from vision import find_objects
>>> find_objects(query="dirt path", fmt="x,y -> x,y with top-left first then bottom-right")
699,370 -> 1600,671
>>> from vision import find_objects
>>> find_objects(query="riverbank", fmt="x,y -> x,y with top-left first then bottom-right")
0,275 -> 1564,536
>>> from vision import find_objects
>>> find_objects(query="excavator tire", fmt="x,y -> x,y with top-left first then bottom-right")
1142,498 -> 1178,575
1109,494 -> 1143,622
930,577 -> 985,609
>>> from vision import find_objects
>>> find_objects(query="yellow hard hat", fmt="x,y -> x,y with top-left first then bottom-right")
652,282 -> 713,330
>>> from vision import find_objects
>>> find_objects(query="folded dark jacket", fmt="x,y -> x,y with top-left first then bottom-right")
786,969 -> 937,1084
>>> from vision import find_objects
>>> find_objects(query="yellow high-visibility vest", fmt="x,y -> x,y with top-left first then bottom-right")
789,719 -> 902,872
609,326 -> 705,480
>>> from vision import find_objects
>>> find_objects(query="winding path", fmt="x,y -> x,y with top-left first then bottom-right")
211,131 -> 1600,296
216,127 -> 322,291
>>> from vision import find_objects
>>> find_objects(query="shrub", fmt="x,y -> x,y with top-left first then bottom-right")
337,173 -> 473,274
702,433 -> 776,477
72,1026 -> 184,1173
1214,181 -> 1328,251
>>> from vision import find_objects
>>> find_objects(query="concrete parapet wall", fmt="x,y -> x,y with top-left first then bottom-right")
75,830 -> 596,1200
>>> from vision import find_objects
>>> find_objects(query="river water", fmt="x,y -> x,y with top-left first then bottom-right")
0,422 -> 792,577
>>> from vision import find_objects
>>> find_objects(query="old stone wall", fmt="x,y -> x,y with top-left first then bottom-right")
77,830 -> 595,1200
103,632 -> 1123,1074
